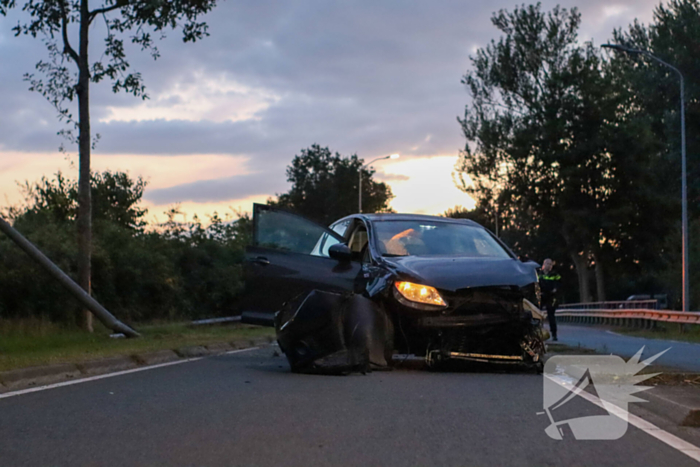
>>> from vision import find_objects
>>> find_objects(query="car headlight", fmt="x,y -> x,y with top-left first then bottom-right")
394,281 -> 447,307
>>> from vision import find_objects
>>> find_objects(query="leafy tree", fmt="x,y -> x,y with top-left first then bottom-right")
1,170 -> 151,324
456,3 -> 673,302
11,171 -> 148,230
443,205 -> 493,230
270,144 -> 394,225
0,0 -> 218,330
609,0 -> 700,307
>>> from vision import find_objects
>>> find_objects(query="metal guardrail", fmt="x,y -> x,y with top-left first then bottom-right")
190,316 -> 242,326
558,300 -> 659,310
240,311 -> 275,327
555,307 -> 700,329
110,315 -> 244,337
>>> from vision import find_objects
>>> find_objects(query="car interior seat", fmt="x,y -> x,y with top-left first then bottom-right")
349,227 -> 368,261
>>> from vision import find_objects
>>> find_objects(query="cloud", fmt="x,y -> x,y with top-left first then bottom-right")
375,171 -> 410,182
0,0 -> 661,213
100,74 -> 282,124
145,171 -> 287,205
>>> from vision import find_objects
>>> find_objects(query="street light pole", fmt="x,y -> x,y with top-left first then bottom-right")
359,154 -> 399,213
602,43 -> 689,311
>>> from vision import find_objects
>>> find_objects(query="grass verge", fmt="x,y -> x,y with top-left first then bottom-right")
613,322 -> 700,344
0,319 -> 275,372
546,342 -> 700,386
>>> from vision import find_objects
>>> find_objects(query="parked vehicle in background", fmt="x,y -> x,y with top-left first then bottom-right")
626,294 -> 669,310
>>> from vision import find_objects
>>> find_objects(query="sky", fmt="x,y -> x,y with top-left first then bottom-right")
0,0 -> 660,224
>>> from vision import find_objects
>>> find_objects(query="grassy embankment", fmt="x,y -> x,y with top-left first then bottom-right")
0,319 -> 275,372
546,342 -> 700,386
613,322 -> 700,344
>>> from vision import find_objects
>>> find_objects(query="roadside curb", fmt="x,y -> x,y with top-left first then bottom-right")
77,356 -> 139,376
134,349 -> 181,366
206,342 -> 234,353
0,363 -> 81,390
0,338 -> 273,394
175,346 -> 211,358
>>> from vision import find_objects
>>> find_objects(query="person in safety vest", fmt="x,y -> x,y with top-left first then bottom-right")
539,258 -> 561,341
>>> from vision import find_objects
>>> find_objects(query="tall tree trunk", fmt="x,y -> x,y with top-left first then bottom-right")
570,250 -> 592,303
593,251 -> 606,303
76,0 -> 93,332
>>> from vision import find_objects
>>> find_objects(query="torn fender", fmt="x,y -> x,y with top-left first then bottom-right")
275,290 -> 393,374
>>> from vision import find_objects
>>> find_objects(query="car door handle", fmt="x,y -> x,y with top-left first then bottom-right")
250,256 -> 270,266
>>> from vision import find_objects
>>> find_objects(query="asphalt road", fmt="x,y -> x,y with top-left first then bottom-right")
1,346 -> 699,466
556,324 -> 700,372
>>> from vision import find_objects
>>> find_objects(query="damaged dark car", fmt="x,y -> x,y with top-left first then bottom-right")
240,204 -> 546,374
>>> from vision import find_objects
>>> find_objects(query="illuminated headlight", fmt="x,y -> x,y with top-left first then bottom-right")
394,281 -> 447,307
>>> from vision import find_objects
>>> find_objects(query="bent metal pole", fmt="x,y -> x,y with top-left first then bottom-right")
0,216 -> 140,337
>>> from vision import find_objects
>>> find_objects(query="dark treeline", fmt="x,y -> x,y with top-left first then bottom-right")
455,0 -> 700,308
0,144 -> 392,326
0,172 -> 252,326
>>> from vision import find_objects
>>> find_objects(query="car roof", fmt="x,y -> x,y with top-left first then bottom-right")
336,212 -> 482,227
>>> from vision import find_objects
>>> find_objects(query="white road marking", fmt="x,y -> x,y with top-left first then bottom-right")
547,375 -> 700,463
0,347 -> 261,400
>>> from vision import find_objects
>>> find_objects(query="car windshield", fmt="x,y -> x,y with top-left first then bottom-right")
373,220 -> 511,258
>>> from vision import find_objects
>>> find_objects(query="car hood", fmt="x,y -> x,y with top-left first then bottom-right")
381,256 -> 537,292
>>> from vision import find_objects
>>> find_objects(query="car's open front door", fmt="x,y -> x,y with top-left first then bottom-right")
239,204 -> 361,323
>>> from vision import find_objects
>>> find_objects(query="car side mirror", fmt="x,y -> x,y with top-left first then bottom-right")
329,243 -> 353,262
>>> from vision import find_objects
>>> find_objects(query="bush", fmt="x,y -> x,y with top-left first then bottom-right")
0,172 -> 251,324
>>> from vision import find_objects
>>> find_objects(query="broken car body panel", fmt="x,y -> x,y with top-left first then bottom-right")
241,205 -> 544,373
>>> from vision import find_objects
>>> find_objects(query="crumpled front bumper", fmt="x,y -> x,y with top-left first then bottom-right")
389,287 -> 545,366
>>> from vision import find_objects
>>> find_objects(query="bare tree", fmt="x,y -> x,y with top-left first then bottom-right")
1,0 -> 218,330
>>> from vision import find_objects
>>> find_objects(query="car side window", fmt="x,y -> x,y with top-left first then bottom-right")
310,232 -> 343,257
330,220 -> 351,238
254,205 -> 343,257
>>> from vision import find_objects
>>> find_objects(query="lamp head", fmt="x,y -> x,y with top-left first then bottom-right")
601,43 -> 643,55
